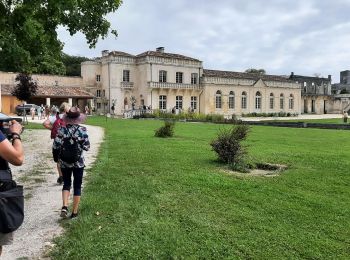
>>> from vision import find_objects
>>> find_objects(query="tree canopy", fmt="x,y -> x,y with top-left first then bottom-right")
0,0 -> 121,74
62,53 -> 90,76
11,73 -> 38,101
245,68 -> 266,75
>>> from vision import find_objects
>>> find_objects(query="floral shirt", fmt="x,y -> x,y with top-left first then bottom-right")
53,124 -> 90,168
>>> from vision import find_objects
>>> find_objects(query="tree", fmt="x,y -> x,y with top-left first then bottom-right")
0,1 -> 122,74
245,68 -> 266,75
62,53 -> 90,76
11,73 -> 38,122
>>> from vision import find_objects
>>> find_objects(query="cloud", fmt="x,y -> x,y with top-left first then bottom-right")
58,0 -> 350,82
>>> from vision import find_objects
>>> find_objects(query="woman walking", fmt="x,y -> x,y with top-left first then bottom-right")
53,107 -> 90,219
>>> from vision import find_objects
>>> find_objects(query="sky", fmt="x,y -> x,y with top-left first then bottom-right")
58,0 -> 350,83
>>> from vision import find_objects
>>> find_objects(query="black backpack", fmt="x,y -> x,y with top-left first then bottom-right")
60,125 -> 82,164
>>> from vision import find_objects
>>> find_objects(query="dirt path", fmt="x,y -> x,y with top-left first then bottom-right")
2,125 -> 104,260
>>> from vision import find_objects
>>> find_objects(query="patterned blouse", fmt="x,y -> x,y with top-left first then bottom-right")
53,124 -> 90,168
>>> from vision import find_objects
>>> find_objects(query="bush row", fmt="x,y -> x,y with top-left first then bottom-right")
242,112 -> 299,117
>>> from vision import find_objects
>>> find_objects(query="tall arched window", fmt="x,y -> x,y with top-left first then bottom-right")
269,93 -> 274,109
289,94 -> 294,109
241,91 -> 247,109
255,91 -> 262,109
280,93 -> 284,110
229,91 -> 235,109
215,90 -> 222,109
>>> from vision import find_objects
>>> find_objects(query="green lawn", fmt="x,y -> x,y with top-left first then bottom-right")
50,117 -> 350,259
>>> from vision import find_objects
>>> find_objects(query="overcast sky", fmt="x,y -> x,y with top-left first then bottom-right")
58,0 -> 350,82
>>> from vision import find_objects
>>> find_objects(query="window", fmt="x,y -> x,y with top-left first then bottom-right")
176,96 -> 183,109
311,100 -> 315,112
159,70 -> 167,82
241,91 -> 247,109
269,93 -> 274,109
191,73 -> 198,84
97,102 -> 101,109
280,94 -> 284,109
159,95 -> 167,110
123,70 -> 130,82
289,94 -> 294,109
255,91 -> 262,109
176,72 -> 183,83
228,91 -> 235,109
215,90 -> 222,109
191,96 -> 197,110
96,90 -> 101,97
96,75 -> 101,82
102,90 -> 106,97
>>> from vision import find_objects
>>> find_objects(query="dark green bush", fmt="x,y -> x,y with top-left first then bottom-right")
210,124 -> 250,166
155,121 -> 175,138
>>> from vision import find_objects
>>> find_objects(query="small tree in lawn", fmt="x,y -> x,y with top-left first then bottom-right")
11,73 -> 38,123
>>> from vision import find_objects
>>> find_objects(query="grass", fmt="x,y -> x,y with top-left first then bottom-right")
50,117 -> 350,259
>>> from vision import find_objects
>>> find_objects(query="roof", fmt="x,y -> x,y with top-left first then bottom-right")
203,69 -> 294,83
1,84 -> 94,98
136,51 -> 201,62
108,51 -> 135,58
289,74 -> 330,82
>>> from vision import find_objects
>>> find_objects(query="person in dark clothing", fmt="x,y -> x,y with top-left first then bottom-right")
0,120 -> 24,256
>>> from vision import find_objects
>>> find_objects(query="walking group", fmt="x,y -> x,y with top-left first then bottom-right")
0,102 -> 90,257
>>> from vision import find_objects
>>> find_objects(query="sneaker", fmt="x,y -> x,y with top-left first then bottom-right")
70,212 -> 78,219
60,206 -> 68,218
57,176 -> 63,185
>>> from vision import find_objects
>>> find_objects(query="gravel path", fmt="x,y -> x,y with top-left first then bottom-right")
1,125 -> 104,260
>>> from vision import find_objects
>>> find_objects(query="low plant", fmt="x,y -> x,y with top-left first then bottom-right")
155,121 -> 175,137
210,124 -> 250,171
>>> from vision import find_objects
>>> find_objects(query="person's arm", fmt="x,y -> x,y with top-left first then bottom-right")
0,120 -> 24,166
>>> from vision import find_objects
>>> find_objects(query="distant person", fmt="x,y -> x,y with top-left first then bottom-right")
84,105 -> 89,115
53,107 -> 90,219
30,106 -> 35,120
36,106 -> 42,120
0,120 -> 24,256
44,105 -> 50,119
343,110 -> 348,123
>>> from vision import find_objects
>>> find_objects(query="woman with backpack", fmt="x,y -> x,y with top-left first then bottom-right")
52,107 -> 90,219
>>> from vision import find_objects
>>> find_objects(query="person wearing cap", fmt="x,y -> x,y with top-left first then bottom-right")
53,106 -> 90,219
43,103 -> 71,184
0,120 -> 24,256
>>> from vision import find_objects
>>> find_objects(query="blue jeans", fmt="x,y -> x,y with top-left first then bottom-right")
61,167 -> 84,196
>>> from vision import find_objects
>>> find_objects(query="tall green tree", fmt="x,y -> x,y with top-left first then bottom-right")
62,53 -> 90,76
0,0 -> 122,74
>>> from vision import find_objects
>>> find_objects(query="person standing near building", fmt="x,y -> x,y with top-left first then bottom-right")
343,110 -> 348,123
0,120 -> 24,256
53,107 -> 90,219
30,106 -> 35,120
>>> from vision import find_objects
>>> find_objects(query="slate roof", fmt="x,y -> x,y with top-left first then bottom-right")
108,51 -> 135,58
136,51 -> 201,62
1,84 -> 93,98
203,69 -> 294,83
289,74 -> 331,83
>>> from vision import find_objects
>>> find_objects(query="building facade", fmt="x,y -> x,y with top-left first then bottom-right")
289,72 -> 332,114
81,48 -> 301,116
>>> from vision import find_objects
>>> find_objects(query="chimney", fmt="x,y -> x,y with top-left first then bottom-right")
156,47 -> 164,53
102,50 -> 109,57
328,75 -> 332,82
291,72 -> 294,77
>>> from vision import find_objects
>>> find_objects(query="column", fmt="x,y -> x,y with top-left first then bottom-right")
46,97 -> 50,106
68,98 -> 73,107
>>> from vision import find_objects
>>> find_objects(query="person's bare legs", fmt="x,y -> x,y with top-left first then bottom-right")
62,190 -> 70,207
72,196 -> 81,214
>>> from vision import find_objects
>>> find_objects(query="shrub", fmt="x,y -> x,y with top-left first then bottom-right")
210,124 -> 250,166
155,121 -> 175,138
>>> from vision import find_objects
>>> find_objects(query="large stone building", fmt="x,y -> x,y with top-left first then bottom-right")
0,72 -> 93,114
289,72 -> 332,114
81,47 -> 301,116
